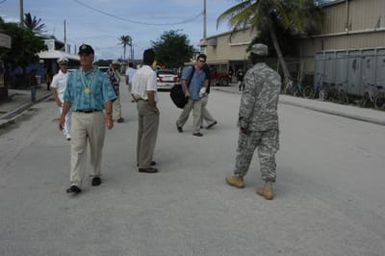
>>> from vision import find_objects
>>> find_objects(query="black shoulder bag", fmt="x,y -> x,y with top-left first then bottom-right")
170,66 -> 195,109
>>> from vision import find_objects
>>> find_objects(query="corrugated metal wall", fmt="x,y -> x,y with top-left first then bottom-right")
301,0 -> 385,75
314,48 -> 385,97
321,0 -> 385,34
321,3 -> 347,34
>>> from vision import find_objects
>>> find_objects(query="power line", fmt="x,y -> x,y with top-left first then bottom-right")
72,0 -> 202,26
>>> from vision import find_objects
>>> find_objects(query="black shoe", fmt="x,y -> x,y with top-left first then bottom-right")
176,123 -> 183,133
66,185 -> 81,194
117,118 -> 124,123
137,161 -> 156,167
193,132 -> 203,137
91,177 -> 102,186
206,121 -> 217,129
138,167 -> 158,173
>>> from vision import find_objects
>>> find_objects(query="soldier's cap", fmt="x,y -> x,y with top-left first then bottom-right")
78,44 -> 94,55
112,60 -> 120,65
250,43 -> 268,56
57,57 -> 69,65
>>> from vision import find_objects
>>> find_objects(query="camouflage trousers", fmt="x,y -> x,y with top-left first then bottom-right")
234,129 -> 279,182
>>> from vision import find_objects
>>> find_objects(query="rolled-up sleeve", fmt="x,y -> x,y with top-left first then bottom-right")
63,73 -> 73,104
146,71 -> 157,91
181,66 -> 192,81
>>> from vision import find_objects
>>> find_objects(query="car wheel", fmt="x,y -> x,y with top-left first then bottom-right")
219,77 -> 229,86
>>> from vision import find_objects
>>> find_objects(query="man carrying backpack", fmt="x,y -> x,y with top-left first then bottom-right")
176,54 -> 208,137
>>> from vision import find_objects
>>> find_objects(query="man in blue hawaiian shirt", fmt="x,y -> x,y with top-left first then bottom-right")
59,44 -> 117,195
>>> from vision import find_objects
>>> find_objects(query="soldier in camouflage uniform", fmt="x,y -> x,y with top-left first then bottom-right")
225,43 -> 281,200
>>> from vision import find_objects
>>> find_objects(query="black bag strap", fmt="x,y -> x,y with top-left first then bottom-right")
187,65 -> 195,87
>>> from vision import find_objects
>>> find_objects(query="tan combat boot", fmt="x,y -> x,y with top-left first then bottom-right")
256,181 -> 274,200
225,175 -> 245,188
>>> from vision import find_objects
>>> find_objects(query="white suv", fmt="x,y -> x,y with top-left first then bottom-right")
156,69 -> 180,90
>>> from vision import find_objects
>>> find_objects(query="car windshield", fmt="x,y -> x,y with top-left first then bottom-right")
157,70 -> 176,75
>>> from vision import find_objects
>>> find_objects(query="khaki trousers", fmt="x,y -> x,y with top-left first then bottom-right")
201,95 -> 216,126
112,95 -> 122,120
176,98 -> 202,133
70,112 -> 105,186
136,101 -> 159,168
59,107 -> 72,138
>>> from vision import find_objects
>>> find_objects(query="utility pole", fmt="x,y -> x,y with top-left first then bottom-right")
64,20 -> 67,45
19,0 -> 24,27
203,0 -> 207,39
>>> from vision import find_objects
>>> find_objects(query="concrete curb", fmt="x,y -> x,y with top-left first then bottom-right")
0,93 -> 52,129
279,98 -> 385,126
214,87 -> 385,126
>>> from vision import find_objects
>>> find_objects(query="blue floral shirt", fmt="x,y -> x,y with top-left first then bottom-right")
64,66 -> 117,112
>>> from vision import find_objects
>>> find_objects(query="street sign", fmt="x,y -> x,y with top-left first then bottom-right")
0,33 -> 11,49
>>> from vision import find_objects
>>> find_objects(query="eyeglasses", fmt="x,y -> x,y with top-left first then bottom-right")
198,59 -> 206,63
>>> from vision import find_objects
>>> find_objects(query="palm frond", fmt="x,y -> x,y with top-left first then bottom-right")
217,0 -> 252,29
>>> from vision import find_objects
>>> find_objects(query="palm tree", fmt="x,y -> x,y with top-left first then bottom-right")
217,0 -> 323,88
23,12 -> 46,34
119,35 -> 132,61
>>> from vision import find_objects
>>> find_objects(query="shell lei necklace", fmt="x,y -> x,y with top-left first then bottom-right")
80,69 -> 96,95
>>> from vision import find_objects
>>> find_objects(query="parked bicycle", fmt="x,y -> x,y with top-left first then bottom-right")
283,81 -> 313,98
361,83 -> 385,110
319,82 -> 349,104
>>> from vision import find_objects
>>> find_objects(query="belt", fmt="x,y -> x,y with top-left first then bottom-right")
75,109 -> 102,113
135,98 -> 148,102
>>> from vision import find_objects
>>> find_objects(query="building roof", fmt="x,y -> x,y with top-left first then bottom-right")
203,27 -> 254,40
38,50 -> 79,61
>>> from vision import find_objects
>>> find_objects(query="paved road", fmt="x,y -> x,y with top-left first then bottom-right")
0,81 -> 384,256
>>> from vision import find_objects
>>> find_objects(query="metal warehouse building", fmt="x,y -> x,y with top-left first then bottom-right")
201,0 -> 385,83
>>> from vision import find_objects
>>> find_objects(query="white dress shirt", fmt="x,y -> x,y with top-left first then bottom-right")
125,67 -> 137,83
131,65 -> 158,101
51,70 -> 69,101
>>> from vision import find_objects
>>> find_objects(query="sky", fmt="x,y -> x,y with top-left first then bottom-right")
0,0 -> 239,60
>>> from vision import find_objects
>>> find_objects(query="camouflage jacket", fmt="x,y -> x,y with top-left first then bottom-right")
238,63 -> 281,131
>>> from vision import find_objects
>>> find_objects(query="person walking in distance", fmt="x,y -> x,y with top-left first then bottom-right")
125,62 -> 137,102
59,44 -> 117,195
108,60 -> 124,123
51,57 -> 72,140
131,49 -> 159,173
236,68 -> 245,91
225,44 -> 281,200
176,54 -> 209,137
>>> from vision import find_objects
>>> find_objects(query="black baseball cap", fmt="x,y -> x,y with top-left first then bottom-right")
78,44 -> 94,55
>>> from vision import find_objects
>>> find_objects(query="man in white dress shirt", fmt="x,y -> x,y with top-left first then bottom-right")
131,49 -> 159,173
125,62 -> 137,102
51,57 -> 71,140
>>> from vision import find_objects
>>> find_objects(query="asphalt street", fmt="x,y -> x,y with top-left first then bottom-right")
0,80 -> 384,256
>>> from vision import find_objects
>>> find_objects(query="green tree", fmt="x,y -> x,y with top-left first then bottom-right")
0,18 -> 45,87
217,0 -> 323,88
119,35 -> 132,61
23,12 -> 46,34
151,30 -> 194,68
